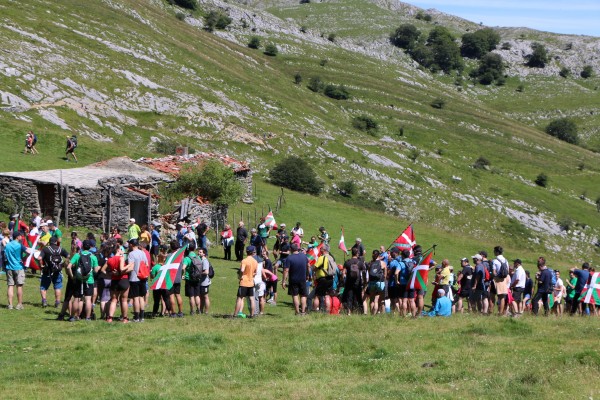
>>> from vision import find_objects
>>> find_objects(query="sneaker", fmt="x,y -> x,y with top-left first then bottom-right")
7,305 -> 14,310
54,300 -> 61,308
68,316 -> 76,322
56,313 -> 64,321
132,319 -> 140,323
90,312 -> 96,321
15,304 -> 24,310
236,312 -> 247,318
177,312 -> 184,318
266,298 -> 274,304
42,299 -> 48,308
169,313 -> 177,318
85,318 -> 92,321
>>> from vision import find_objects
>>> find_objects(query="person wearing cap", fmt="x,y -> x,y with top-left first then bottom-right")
532,256 -> 553,316
510,259 -> 527,315
195,218 -> 210,256
235,221 -> 248,262
456,257 -> 474,313
65,134 -> 78,162
470,254 -> 489,314
234,246 -> 258,317
351,238 -> 365,260
37,236 -> 69,308
127,218 -> 141,241
38,222 -> 51,246
127,238 -> 149,322
282,243 -> 309,315
480,250 -> 493,311
427,288 -> 452,317
65,239 -> 98,321
5,231 -> 28,310
492,246 -> 510,315
46,220 -> 62,246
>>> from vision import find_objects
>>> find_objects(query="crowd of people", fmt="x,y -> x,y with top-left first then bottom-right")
1,211 -> 598,322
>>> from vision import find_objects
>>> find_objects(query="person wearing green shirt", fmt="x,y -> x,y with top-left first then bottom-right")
150,252 -> 173,317
183,242 -> 201,315
48,220 -> 62,245
128,218 -> 141,240
66,240 -> 98,321
565,270 -> 578,310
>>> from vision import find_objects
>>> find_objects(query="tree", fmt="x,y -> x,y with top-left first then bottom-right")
471,52 -> 505,85
581,65 -> 594,78
545,118 -> 578,144
427,27 -> 463,73
248,36 -> 261,49
307,76 -> 323,92
352,115 -> 379,134
535,173 -> 548,187
170,160 -> 243,206
172,0 -> 197,10
461,28 -> 500,58
527,42 -> 548,68
264,43 -> 278,56
270,156 -> 323,195
389,24 -> 421,51
204,10 -> 232,32
324,84 -> 350,100
559,67 -> 570,78
294,72 -> 303,85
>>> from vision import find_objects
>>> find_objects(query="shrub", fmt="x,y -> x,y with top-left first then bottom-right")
527,42 -> 548,68
319,59 -> 328,67
577,162 -> 585,171
471,52 -> 505,85
460,28 -> 501,59
408,148 -> 420,162
390,24 -> 421,51
559,67 -> 570,78
338,181 -> 356,197
307,76 -> 323,92
430,98 -> 445,109
0,194 -> 16,215
204,10 -> 232,32
516,84 -> 525,92
415,11 -> 432,21
426,27 -> 463,73
264,43 -> 278,56
501,42 -> 512,50
545,118 -> 578,144
173,0 -> 197,10
352,115 -> 378,134
581,65 -> 594,78
294,72 -> 303,85
169,160 -> 243,206
328,33 -> 336,42
154,139 -> 179,155
596,196 -> 600,212
558,216 -> 574,231
248,36 -> 261,49
535,173 -> 548,187
270,156 -> 323,195
323,84 -> 350,100
473,156 -> 491,169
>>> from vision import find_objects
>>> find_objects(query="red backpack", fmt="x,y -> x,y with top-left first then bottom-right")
137,261 -> 150,279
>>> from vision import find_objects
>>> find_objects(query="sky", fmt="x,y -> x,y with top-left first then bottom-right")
407,0 -> 600,37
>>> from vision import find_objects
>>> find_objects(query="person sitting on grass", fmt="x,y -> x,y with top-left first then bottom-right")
426,289 -> 452,317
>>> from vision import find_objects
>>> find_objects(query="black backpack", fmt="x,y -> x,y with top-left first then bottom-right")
47,246 -> 63,274
71,136 -> 78,148
0,240 -> 6,270
190,256 -> 204,281
208,262 -> 215,279
77,253 -> 93,280
369,260 -> 384,282
496,259 -> 509,279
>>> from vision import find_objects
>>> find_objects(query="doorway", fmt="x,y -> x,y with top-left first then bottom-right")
129,200 -> 148,226
37,184 -> 56,219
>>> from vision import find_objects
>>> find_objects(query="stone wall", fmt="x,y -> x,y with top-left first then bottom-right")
0,176 -> 50,217
236,170 -> 253,204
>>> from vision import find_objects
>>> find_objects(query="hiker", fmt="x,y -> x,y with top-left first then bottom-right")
282,243 -> 309,315
312,244 -> 336,312
351,238 -> 365,260
37,236 -> 68,308
250,228 -> 265,257
31,210 -> 42,229
569,263 -> 590,315
166,240 -> 185,318
565,270 -> 578,313
470,255 -> 488,314
272,223 -> 287,258
427,288 -> 452,317
139,224 -> 151,250
318,226 -> 329,244
492,246 -> 510,315
65,240 -> 97,321
47,220 -> 62,245
183,242 -> 201,315
291,222 -> 304,239
532,257 -> 553,316
150,223 -> 161,264
456,257 -> 473,313
195,219 -> 210,256
235,221 -> 248,262
96,240 -> 113,319
234,246 -> 257,318
24,131 -> 37,155
552,270 -> 566,316
387,248 -> 402,314
510,259 -> 527,316
197,248 -> 211,314
127,239 -> 149,322
127,218 -> 141,240
401,249 -> 416,316
151,252 -> 173,317
105,243 -> 133,323
257,217 -> 269,249
342,247 -> 367,315
252,246 -> 265,316
263,248 -> 278,306
367,249 -> 386,315
5,231 -> 28,310
65,135 -> 78,162
220,224 -> 233,261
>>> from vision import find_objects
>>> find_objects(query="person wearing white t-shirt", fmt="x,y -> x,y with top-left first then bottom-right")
492,246 -> 509,315
552,270 -> 566,316
291,222 -> 304,239
510,259 -> 527,315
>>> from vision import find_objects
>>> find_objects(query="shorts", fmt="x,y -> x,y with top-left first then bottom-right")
368,281 -> 385,295
237,286 -> 254,298
512,287 -> 524,302
99,279 -> 112,302
255,281 -> 266,297
266,280 -> 278,293
151,245 -> 159,256
403,287 -> 416,299
40,272 -> 63,291
388,285 -> 401,299
73,281 -> 93,299
6,269 -> 25,286
459,289 -> 471,298
169,282 -> 181,295
288,281 -> 308,297
488,281 -> 496,295
497,293 -> 508,300
112,279 -> 130,293
342,286 -> 363,309
185,280 -> 201,297
315,277 -> 333,296
199,286 -> 209,295
470,289 -> 485,301
129,280 -> 148,298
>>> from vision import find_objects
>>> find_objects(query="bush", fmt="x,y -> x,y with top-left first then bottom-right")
169,160 -> 243,206
154,139 -> 179,155
264,43 -> 278,56
324,84 -> 350,100
558,216 -> 574,231
352,115 -> 379,134
175,12 -> 186,21
471,52 -> 505,85
596,196 -> 600,213
319,59 -> 328,67
501,42 -> 512,50
248,36 -> 261,49
327,33 -> 336,42
535,173 -> 548,187
408,148 -> 420,162
559,67 -> 570,78
294,72 -> 303,85
473,156 -> 490,169
390,24 -> 421,51
430,98 -> 445,109
173,0 -> 197,10
461,28 -> 501,59
307,76 -> 323,92
527,42 -> 548,68
269,156 -> 323,195
516,84 -> 525,92
204,10 -> 232,32
581,65 -> 594,78
545,118 -> 578,144
338,181 -> 356,197
426,27 -> 464,73
415,11 -> 432,21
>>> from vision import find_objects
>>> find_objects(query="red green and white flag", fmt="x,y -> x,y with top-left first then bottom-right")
408,248 -> 433,291
22,234 -> 42,270
338,227 -> 348,254
265,211 -> 277,229
548,293 -> 555,309
150,246 -> 186,290
579,272 -> 600,305
306,243 -> 323,266
391,224 -> 415,257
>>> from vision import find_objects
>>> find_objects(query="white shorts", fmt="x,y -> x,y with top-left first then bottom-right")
254,282 -> 266,297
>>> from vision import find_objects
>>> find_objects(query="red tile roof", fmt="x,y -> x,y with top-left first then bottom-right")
135,153 -> 250,176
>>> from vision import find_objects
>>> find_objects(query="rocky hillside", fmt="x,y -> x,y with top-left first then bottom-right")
1,0 -> 600,261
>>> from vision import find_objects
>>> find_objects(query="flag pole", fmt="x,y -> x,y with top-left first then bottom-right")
386,223 -> 413,251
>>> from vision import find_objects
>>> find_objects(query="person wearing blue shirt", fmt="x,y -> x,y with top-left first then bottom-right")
150,223 -> 161,264
427,289 -> 452,317
570,263 -> 591,315
5,231 -> 28,310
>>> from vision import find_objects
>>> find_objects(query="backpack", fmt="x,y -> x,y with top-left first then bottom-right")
326,255 -> 337,277
208,262 -> 215,279
496,259 -> 509,279
482,260 -> 492,281
33,134 -> 38,145
77,252 -> 93,280
403,258 -> 415,280
547,268 -> 556,289
137,260 -> 150,280
348,259 -> 362,283
71,136 -> 78,148
369,260 -> 384,282
190,256 -> 204,281
0,240 -> 6,269
47,246 -> 64,274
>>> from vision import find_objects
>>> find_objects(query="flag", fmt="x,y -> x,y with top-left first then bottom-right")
264,211 -> 277,229
306,243 -> 323,266
390,224 -> 416,257
408,248 -> 433,290
150,246 -> 186,290
338,228 -> 348,254
22,234 -> 42,270
579,272 -> 600,305
548,293 -> 555,309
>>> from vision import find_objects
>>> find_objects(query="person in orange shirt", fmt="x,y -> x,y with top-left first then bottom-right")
234,246 -> 257,317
